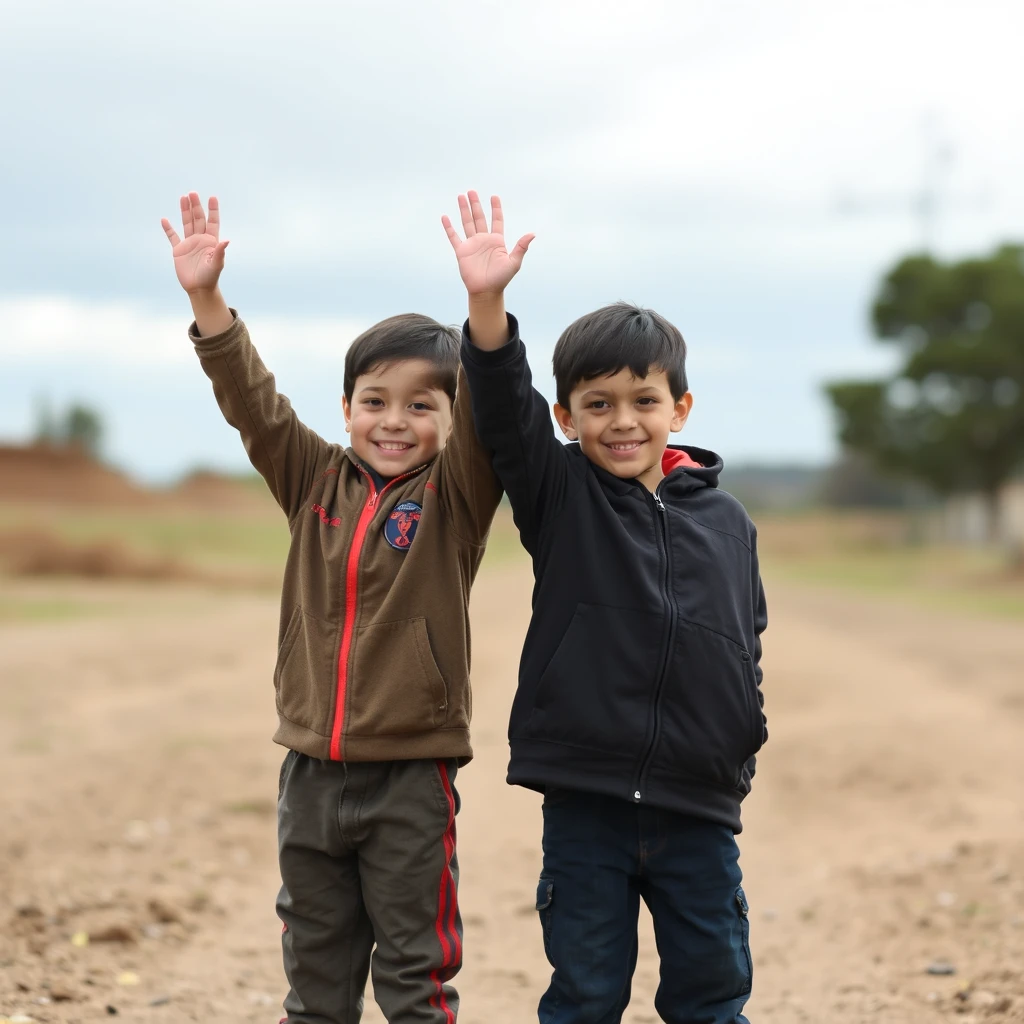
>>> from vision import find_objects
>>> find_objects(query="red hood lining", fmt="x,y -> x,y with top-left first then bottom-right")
662,448 -> 702,474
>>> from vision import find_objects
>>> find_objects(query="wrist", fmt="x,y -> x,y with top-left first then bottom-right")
468,291 -> 505,310
466,293 -> 510,351
188,287 -> 234,339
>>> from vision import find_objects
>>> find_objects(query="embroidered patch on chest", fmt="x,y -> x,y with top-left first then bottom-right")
384,501 -> 422,551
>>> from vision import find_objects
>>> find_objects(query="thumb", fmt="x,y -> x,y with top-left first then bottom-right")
212,239 -> 230,270
509,233 -> 535,270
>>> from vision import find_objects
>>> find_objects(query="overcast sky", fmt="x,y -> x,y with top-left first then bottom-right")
1,0 -> 1021,480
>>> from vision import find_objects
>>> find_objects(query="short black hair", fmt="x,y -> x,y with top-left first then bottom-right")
344,314 -> 460,404
552,302 -> 688,408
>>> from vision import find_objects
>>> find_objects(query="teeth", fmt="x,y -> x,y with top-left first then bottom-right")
608,442 -> 642,450
376,442 -> 412,450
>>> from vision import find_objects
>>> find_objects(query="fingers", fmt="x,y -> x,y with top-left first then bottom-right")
458,194 -> 475,238
489,195 -> 504,238
468,190 -> 488,233
180,195 -> 194,238
441,215 -> 463,252
161,218 -> 181,247
509,233 -> 535,270
189,192 -> 207,236
207,196 -> 220,241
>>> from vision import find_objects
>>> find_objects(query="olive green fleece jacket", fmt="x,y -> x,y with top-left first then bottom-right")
190,312 -> 502,762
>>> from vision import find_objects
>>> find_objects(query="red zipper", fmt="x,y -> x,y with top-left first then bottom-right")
329,465 -> 422,760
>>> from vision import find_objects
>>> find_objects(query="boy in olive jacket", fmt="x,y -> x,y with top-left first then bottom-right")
161,193 -> 501,1024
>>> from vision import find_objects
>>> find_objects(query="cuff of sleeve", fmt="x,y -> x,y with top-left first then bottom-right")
189,308 -> 245,356
460,313 -> 523,368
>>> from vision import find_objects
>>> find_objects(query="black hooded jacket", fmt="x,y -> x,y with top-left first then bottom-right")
461,317 -> 768,833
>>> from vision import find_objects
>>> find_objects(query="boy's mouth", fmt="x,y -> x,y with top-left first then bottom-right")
372,441 -> 415,453
603,440 -> 646,454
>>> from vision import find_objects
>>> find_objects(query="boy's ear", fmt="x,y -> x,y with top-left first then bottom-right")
553,403 -> 578,441
670,392 -> 694,434
341,395 -> 352,432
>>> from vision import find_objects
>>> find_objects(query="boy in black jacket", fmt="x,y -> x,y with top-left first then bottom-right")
442,192 -> 767,1024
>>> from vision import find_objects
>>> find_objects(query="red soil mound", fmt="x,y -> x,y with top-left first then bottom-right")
0,445 -> 275,512
0,444 -> 154,507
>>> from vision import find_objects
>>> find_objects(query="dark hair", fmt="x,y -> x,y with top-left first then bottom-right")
344,314 -> 460,403
552,302 -> 688,408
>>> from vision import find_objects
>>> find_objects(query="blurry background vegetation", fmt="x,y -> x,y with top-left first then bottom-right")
2,241 -> 1023,622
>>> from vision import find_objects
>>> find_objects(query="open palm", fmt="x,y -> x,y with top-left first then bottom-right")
160,193 -> 229,294
442,192 -> 534,296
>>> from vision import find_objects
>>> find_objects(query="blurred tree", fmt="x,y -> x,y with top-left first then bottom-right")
33,399 -> 105,459
33,395 -> 58,445
63,404 -> 104,457
826,244 -> 1024,539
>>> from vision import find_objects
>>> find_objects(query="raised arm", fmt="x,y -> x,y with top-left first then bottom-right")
161,194 -> 330,520
442,192 -> 575,550
436,361 -> 504,546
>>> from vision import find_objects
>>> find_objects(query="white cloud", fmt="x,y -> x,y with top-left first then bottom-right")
0,297 -> 369,367
1,0 -> 1021,474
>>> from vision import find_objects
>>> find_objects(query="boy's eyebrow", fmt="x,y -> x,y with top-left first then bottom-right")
357,383 -> 442,397
578,383 -> 662,398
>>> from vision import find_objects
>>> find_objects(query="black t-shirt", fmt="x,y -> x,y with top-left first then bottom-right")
363,463 -> 392,494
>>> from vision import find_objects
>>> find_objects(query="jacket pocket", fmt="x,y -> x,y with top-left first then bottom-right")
276,610 -> 337,734
524,603 -> 660,755
274,608 -> 303,697
346,617 -> 449,736
650,621 -> 763,789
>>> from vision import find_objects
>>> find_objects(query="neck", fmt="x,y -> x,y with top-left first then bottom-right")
637,460 -> 666,493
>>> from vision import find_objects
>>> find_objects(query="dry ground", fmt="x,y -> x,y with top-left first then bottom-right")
1,559 -> 1023,1024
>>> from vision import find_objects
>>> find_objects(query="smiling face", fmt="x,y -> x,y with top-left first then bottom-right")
342,358 -> 454,479
554,367 -> 693,492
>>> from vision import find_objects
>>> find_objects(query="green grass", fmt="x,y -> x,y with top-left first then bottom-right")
0,502 -> 526,574
758,513 -> 1024,620
768,557 -> 1024,619
0,504 -> 290,570
0,595 -> 108,623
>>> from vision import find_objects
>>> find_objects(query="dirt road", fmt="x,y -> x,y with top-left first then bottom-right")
1,562 -> 1022,1023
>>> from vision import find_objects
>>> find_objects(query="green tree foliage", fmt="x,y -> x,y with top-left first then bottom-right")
826,244 -> 1024,530
33,399 -> 105,458
63,404 -> 104,456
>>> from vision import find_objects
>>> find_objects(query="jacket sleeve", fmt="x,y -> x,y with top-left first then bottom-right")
459,315 -> 574,552
190,312 -> 332,521
436,364 -> 504,544
746,531 -> 769,778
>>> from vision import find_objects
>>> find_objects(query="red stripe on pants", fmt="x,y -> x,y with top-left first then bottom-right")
429,761 -> 459,1024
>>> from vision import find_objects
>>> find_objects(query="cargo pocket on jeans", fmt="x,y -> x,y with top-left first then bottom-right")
536,876 -> 554,965
735,886 -> 753,996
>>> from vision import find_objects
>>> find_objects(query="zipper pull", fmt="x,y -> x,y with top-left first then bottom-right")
653,493 -> 665,513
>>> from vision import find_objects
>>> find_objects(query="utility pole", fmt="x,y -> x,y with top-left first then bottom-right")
834,114 -> 975,254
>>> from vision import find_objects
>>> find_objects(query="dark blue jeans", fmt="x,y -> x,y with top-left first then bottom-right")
536,789 -> 752,1024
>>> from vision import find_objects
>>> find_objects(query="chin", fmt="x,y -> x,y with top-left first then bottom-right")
371,455 -> 418,477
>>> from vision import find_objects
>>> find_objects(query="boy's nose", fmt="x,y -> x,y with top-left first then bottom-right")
382,411 -> 408,430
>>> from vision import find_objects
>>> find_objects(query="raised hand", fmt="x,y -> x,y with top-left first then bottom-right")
441,192 -> 534,297
161,193 -> 230,295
